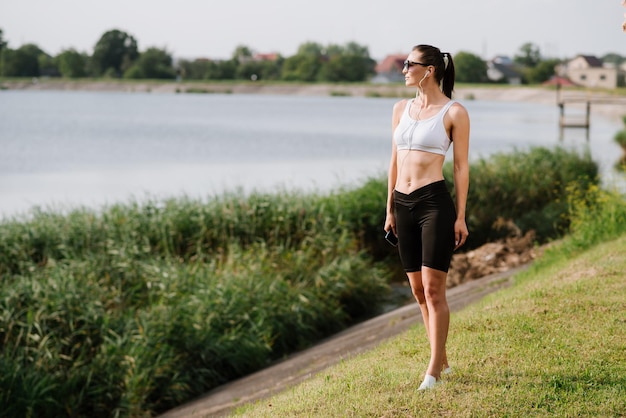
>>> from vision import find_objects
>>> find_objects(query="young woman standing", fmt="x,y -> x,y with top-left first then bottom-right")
384,44 -> 470,390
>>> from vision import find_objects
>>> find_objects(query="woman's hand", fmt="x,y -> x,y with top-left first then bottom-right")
454,218 -> 469,250
384,212 -> 396,235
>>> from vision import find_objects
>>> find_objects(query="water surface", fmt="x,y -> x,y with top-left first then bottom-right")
0,90 -> 623,219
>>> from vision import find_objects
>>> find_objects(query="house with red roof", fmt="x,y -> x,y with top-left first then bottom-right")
542,76 -> 578,87
253,53 -> 280,61
371,54 -> 406,83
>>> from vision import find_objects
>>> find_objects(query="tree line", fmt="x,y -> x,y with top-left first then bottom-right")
0,28 -> 376,83
0,28 -> 624,84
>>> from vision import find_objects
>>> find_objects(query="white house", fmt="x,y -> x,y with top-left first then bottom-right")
563,55 -> 617,89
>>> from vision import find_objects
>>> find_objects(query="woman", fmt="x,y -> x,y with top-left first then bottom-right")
384,44 -> 470,390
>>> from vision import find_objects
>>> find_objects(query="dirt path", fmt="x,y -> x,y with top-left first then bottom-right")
159,264 -> 529,418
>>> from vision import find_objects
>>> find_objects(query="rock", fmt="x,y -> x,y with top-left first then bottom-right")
446,230 -> 539,288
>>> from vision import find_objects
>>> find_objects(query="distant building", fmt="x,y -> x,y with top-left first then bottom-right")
486,56 -> 522,84
371,54 -> 406,83
253,53 -> 280,61
492,55 -> 514,66
542,76 -> 577,87
562,55 -> 617,89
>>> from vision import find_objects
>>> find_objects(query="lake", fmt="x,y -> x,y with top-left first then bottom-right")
0,90 -> 624,220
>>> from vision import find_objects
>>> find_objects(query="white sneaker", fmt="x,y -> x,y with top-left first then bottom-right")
418,374 -> 439,391
443,366 -> 452,375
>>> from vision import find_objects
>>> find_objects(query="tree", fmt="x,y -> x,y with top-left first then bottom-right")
514,42 -> 541,68
524,58 -> 560,84
281,42 -> 324,81
212,59 -> 237,80
38,52 -> 59,77
178,58 -> 206,80
91,29 -> 139,77
57,49 -> 88,78
343,41 -> 371,58
281,54 -> 320,81
0,43 -> 43,77
0,29 -> 7,54
318,42 -> 376,82
181,59 -> 238,80
319,53 -> 375,82
602,53 -> 624,66
281,41 -> 374,82
178,58 -> 211,79
454,51 -> 488,83
232,44 -> 253,61
124,47 -> 175,79
257,57 -> 283,80
296,42 -> 324,57
235,59 -> 282,81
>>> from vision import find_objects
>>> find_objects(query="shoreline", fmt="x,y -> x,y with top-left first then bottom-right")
4,78 -> 626,121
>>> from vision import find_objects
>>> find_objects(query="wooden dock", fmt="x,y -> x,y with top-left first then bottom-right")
558,95 -> 626,140
558,99 -> 590,139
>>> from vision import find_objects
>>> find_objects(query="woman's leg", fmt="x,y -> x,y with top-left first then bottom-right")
407,270 -> 449,376
420,266 -> 450,380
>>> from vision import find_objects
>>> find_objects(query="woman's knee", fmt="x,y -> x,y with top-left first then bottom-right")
422,269 -> 448,306
407,271 -> 426,303
412,288 -> 427,304
423,286 -> 446,306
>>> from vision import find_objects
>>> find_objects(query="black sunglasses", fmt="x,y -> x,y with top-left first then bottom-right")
403,60 -> 429,71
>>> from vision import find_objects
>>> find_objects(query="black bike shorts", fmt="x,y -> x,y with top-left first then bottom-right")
393,180 -> 457,273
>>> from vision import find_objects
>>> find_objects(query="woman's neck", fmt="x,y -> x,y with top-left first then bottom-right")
415,86 -> 445,107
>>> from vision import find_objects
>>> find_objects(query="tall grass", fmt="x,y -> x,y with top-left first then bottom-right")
0,185 -> 394,417
614,115 -> 626,169
544,182 -> 626,259
0,179 -> 390,278
0,146 -> 602,416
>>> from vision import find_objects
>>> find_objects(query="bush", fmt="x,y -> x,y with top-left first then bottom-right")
444,146 -> 599,247
614,129 -> 626,149
561,183 -> 626,252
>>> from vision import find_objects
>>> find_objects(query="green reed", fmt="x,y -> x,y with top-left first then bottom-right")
0,146 -> 601,416
612,115 -> 626,169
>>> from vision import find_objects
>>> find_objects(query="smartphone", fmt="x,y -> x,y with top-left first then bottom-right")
384,230 -> 398,247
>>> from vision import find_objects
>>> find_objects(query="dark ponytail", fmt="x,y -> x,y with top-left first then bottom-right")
412,45 -> 455,98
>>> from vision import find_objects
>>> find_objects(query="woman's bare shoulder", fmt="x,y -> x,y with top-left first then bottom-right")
449,101 -> 470,119
393,98 -> 410,114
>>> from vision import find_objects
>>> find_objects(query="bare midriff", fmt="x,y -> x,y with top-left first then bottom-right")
394,149 -> 445,194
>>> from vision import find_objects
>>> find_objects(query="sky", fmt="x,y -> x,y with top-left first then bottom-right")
1,0 -> 625,62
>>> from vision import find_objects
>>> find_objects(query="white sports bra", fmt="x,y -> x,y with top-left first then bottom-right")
393,99 -> 456,156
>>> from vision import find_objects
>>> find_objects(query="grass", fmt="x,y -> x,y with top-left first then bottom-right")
234,225 -> 626,417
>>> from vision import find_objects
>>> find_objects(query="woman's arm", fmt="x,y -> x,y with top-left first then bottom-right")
385,100 -> 406,234
449,103 -> 470,249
